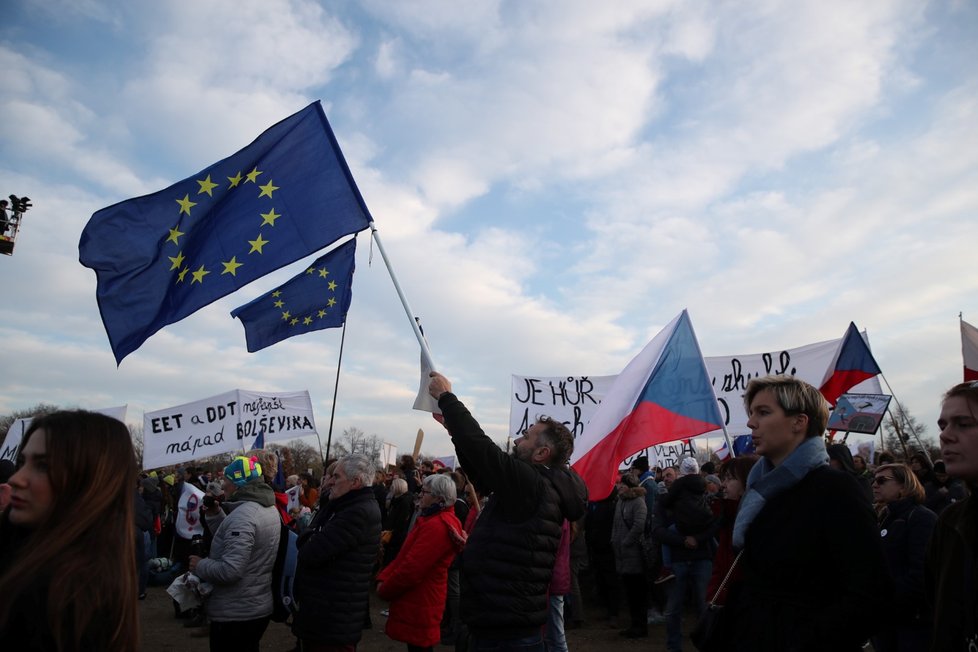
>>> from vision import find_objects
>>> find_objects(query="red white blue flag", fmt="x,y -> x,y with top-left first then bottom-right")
570,310 -> 724,500
962,319 -> 978,382
819,322 -> 882,406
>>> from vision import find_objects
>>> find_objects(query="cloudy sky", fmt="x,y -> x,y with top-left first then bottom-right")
1,0 -> 975,460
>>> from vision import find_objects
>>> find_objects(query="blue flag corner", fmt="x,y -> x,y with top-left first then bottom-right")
231,238 -> 357,352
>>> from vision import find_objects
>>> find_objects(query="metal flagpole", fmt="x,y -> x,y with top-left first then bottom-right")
879,372 -> 930,460
718,421 -> 736,458
369,221 -> 436,371
324,319 -> 347,463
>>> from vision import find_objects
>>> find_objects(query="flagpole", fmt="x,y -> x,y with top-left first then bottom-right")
369,221 -> 436,370
878,373 -> 930,461
324,319 -> 347,462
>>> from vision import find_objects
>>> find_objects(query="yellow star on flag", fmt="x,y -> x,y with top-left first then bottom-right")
317,309 -> 327,318
318,268 -> 328,278
167,227 -> 185,245
197,175 -> 219,196
176,194 -> 197,215
177,267 -> 189,283
260,208 -> 281,227
258,180 -> 279,198
327,297 -> 337,307
290,318 -> 299,326
303,316 -> 313,325
248,234 -> 269,254
327,280 -> 337,291
228,171 -> 243,187
272,290 -> 282,297
281,311 -> 291,321
221,256 -> 243,276
274,300 -> 284,308
191,265 -> 210,284
168,252 -> 185,270
245,167 -> 263,183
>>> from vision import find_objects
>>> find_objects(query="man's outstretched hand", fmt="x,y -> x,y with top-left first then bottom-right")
428,371 -> 452,400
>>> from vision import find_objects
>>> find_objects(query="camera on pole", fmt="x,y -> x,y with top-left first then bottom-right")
1,193 -> 33,256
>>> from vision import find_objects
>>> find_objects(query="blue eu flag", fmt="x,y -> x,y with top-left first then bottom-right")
79,102 -> 372,364
232,238 -> 356,352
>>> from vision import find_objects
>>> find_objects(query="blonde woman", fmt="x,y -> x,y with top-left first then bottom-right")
727,375 -> 890,651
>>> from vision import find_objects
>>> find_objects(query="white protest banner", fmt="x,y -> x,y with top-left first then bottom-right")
143,389 -> 317,469
381,442 -> 397,470
620,439 -> 698,471
0,406 -> 128,463
509,334 -> 882,441
510,375 -> 615,440
705,335 -> 882,437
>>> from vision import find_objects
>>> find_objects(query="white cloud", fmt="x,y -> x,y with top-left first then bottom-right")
1,0 -> 975,458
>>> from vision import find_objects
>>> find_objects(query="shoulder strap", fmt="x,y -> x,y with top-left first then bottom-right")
708,549 -> 744,606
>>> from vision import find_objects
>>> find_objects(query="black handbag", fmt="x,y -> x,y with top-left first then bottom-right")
691,550 -> 743,652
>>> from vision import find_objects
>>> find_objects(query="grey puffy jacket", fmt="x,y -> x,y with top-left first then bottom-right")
195,481 -> 280,622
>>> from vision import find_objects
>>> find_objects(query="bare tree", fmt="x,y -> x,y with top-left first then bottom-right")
270,440 -> 324,477
882,405 -> 938,461
0,403 -> 61,447
129,423 -> 144,467
338,427 -> 383,465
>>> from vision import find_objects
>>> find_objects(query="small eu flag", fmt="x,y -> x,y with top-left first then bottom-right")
232,238 -> 356,352
79,101 -> 372,364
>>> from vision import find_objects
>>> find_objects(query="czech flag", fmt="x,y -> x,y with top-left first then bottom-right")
819,322 -> 882,406
962,319 -> 978,382
570,310 -> 724,500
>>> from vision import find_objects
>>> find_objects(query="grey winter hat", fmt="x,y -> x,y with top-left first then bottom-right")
678,456 -> 700,476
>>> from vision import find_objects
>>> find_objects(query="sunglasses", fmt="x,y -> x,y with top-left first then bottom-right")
872,476 -> 896,486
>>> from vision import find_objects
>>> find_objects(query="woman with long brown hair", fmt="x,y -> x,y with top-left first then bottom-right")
0,410 -> 140,651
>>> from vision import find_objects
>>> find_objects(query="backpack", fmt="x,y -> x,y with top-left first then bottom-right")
270,523 -> 298,622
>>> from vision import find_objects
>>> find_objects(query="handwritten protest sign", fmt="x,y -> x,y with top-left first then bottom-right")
0,406 -> 128,463
143,389 -> 317,469
510,375 -> 615,440
705,336 -> 881,437
622,440 -> 698,470
510,334 -> 882,442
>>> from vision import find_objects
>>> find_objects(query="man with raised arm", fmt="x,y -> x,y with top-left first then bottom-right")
429,372 -> 587,652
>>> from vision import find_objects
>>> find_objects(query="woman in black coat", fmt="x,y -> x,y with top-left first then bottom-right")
870,463 -> 937,652
726,375 -> 891,651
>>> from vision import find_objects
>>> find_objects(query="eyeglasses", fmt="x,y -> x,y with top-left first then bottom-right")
872,476 -> 896,486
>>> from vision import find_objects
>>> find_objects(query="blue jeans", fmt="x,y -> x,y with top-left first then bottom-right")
664,558 -> 712,652
544,595 -> 567,652
470,633 -> 546,652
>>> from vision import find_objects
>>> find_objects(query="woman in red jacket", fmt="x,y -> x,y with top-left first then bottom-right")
377,473 -> 467,652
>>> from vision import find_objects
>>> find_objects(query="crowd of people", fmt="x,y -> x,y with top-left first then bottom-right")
0,375 -> 975,651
